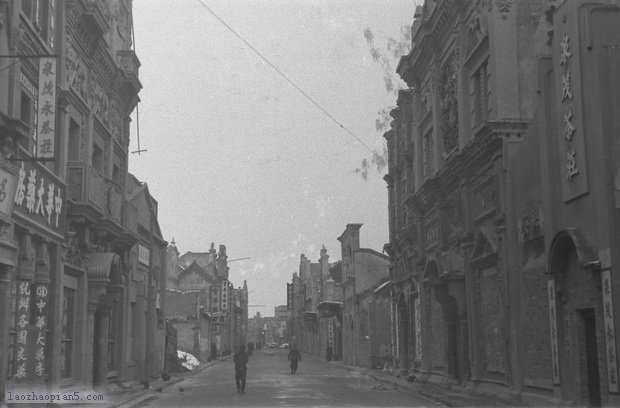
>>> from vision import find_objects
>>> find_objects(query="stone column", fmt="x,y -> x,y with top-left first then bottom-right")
85,302 -> 97,385
134,284 -> 146,380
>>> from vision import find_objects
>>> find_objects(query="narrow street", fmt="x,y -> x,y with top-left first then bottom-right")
138,350 -> 441,408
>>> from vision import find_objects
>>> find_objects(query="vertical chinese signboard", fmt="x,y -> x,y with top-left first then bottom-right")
221,281 -> 228,311
14,281 -> 30,381
37,57 -> 56,159
555,8 -> 589,201
33,284 -> 49,378
548,279 -> 560,385
211,286 -> 220,313
287,283 -> 293,310
602,270 -> 619,393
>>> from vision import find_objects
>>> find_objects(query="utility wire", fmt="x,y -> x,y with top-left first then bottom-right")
196,0 -> 375,154
0,56 -> 28,74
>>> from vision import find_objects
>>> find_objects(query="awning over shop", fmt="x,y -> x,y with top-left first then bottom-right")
85,252 -> 121,280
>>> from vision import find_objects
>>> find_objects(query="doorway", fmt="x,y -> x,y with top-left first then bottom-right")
579,308 -> 601,407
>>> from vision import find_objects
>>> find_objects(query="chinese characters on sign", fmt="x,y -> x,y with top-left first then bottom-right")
36,58 -> 56,159
14,281 -> 30,380
547,279 -> 560,385
555,11 -> 589,202
33,284 -> 48,378
560,33 -> 578,181
14,162 -> 64,233
602,270 -> 619,393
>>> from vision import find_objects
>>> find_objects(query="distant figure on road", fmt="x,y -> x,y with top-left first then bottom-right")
380,343 -> 391,372
288,345 -> 302,374
233,345 -> 249,393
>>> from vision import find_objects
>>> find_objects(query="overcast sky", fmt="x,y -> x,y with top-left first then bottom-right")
129,0 -> 417,317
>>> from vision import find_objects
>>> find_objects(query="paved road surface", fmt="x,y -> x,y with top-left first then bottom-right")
138,349 -> 441,407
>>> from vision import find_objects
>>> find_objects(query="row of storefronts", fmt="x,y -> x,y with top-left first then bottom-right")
165,242 -> 249,362
0,0 -> 167,402
384,0 -> 620,406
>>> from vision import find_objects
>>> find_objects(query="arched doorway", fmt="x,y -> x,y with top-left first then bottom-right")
548,229 -> 603,407
424,259 -> 461,381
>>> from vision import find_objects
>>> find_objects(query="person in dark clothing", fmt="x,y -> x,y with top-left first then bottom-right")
287,345 -> 302,374
233,345 -> 249,393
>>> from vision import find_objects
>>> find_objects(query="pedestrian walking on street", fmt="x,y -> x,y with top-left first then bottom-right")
233,344 -> 249,393
288,345 -> 302,374
380,343 -> 392,372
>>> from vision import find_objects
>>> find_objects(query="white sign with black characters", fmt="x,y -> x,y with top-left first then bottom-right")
138,243 -> 150,266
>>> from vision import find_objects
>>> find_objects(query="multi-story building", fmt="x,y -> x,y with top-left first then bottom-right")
287,246 -> 331,356
385,0 -> 620,406
339,224 -> 389,368
0,0 -> 169,398
166,242 -> 247,359
317,261 -> 342,361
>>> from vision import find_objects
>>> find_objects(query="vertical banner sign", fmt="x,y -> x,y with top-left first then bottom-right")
221,281 -> 228,311
602,270 -> 619,393
37,57 -> 56,158
14,281 -> 30,381
327,321 -> 333,346
33,284 -> 48,378
548,279 -> 560,385
555,6 -> 588,201
287,283 -> 293,310
415,296 -> 422,361
211,286 -> 220,312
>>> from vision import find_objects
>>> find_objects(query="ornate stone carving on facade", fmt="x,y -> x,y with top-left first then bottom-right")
466,7 -> 488,56
65,44 -> 88,102
0,220 -> 11,242
109,106 -> 122,143
63,230 -> 84,267
439,53 -> 459,155
494,0 -> 513,19
114,0 -> 132,50
473,175 -> 498,219
517,206 -> 544,243
89,77 -> 110,126
0,135 -> 16,160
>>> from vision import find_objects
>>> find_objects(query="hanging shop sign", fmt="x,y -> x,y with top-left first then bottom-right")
138,243 -> 150,266
36,57 -> 57,159
221,281 -> 228,311
13,281 -> 31,381
602,269 -> 619,393
13,161 -> 65,234
555,8 -> 588,201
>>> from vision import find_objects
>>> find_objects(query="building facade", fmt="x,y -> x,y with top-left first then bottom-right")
0,0 -> 173,400
166,242 -> 247,360
385,0 -> 620,406
339,224 -> 390,368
